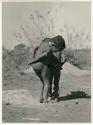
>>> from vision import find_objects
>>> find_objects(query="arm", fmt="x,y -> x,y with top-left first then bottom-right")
28,49 -> 52,65
28,52 -> 47,65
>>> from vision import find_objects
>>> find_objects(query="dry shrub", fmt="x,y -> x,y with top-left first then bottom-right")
3,5 -> 91,79
60,24 -> 91,49
63,49 -> 91,70
2,45 -> 31,79
2,47 -> 15,79
14,7 -> 90,50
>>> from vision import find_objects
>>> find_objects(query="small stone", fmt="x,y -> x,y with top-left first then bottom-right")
5,102 -> 11,105
75,100 -> 79,104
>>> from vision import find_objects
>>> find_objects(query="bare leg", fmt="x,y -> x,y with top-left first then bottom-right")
41,66 -> 50,103
40,84 -> 44,103
32,63 -> 51,103
32,63 -> 45,103
43,83 -> 49,103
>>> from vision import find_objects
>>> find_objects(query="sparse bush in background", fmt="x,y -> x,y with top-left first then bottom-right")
3,47 -> 15,79
63,49 -> 91,70
62,49 -> 79,66
3,45 -> 91,80
60,24 -> 91,49
14,8 -> 58,48
14,6 -> 91,49
3,5 -> 91,79
2,45 -> 32,79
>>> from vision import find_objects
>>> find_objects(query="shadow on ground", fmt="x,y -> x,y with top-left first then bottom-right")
58,91 -> 91,102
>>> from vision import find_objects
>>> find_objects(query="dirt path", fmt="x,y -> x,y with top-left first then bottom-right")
2,63 -> 91,123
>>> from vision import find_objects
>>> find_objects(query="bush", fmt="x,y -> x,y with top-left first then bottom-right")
2,45 -> 32,79
63,49 -> 91,70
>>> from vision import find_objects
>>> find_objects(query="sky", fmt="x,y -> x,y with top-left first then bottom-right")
2,1 -> 91,49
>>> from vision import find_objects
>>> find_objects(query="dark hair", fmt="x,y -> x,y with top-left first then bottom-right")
50,35 -> 66,51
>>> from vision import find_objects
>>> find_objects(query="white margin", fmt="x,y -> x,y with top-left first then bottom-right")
2,0 -> 91,2
0,0 -> 2,124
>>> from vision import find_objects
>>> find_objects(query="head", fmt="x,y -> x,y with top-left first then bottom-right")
49,35 -> 66,52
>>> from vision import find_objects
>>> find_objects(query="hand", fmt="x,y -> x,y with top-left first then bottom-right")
28,62 -> 34,65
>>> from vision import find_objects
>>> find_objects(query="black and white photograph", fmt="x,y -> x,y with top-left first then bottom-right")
2,0 -> 91,123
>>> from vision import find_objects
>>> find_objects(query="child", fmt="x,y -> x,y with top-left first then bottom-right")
29,35 -> 66,102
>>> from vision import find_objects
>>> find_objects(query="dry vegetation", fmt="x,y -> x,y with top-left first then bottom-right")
3,6 -> 91,79
13,6 -> 90,49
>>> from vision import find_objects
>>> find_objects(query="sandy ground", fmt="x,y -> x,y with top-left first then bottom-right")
2,63 -> 91,123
